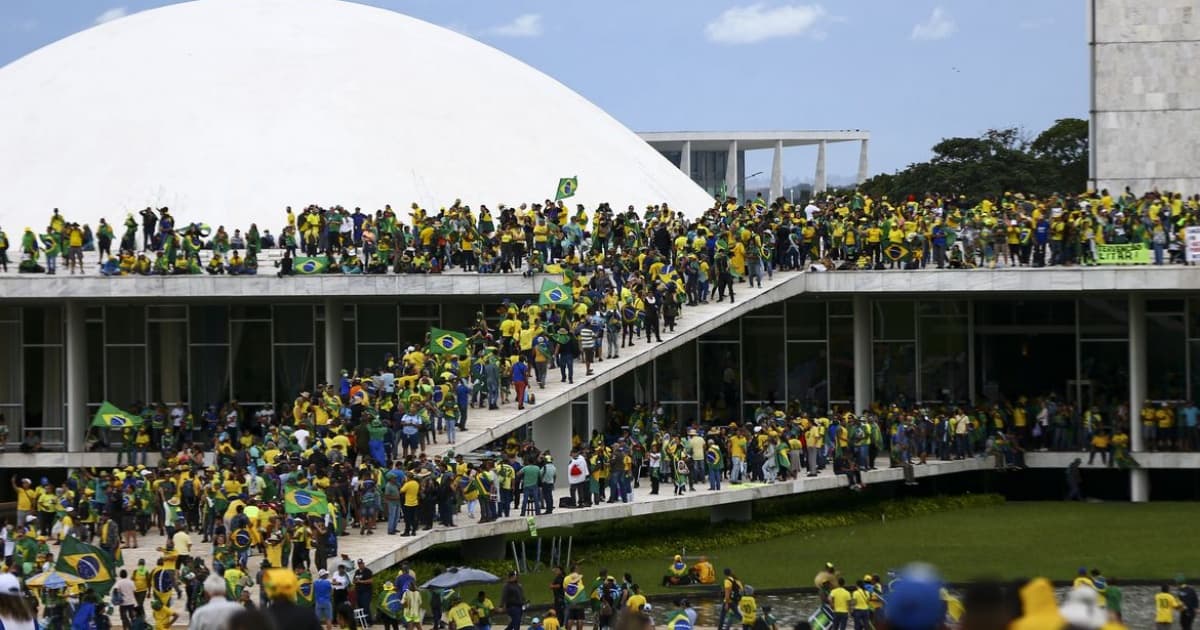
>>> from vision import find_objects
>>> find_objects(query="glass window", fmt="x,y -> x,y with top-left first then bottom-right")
356,304 -> 397,343
147,305 -> 187,320
189,306 -> 229,343
273,305 -> 314,343
1189,298 -> 1200,338
440,303 -> 478,334
786,300 -> 827,340
919,300 -> 967,316
275,345 -> 315,407
655,341 -> 696,401
919,317 -> 968,403
1081,341 -> 1129,409
873,301 -> 915,340
874,342 -> 916,403
23,347 -> 62,430
828,317 -> 854,402
23,306 -> 62,345
190,346 -> 228,408
149,322 -> 188,404
1147,299 -> 1184,314
231,321 -> 272,403
743,319 -> 785,404
0,322 -> 20,402
230,305 -> 271,320
106,306 -> 146,344
341,318 -> 356,370
828,301 -> 853,317
86,322 -> 104,404
399,304 -> 441,319
611,364 -> 653,413
399,320 -> 435,348
976,300 -> 1074,326
787,341 -> 828,412
658,403 -> 699,431
0,307 -> 18,322
105,346 -> 147,406
702,320 -> 739,342
699,343 -> 740,414
748,302 -> 783,316
1147,313 -> 1186,400
356,345 -> 394,373
1079,298 -> 1128,339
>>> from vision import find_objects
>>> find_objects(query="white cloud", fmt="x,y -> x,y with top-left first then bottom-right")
705,3 -> 829,45
911,7 -> 956,41
487,14 -> 543,38
94,7 -> 128,25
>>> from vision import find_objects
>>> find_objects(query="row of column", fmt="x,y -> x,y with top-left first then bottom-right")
700,138 -> 870,200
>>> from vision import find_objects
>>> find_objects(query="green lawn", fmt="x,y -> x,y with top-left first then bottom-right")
465,502 -> 1193,606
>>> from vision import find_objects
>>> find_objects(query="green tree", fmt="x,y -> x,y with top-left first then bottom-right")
1030,118 -> 1089,194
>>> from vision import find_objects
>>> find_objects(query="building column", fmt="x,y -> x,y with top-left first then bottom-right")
852,295 -> 872,414
1128,294 -> 1149,502
532,404 -> 572,489
857,139 -> 870,185
725,140 -> 739,200
324,299 -> 344,385
814,140 -> 828,194
679,140 -> 692,181
769,140 -> 784,201
587,387 -> 606,440
65,301 -> 87,452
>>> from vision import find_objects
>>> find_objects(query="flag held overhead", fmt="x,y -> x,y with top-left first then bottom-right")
555,176 -> 578,201
91,401 -> 142,429
539,279 -> 573,307
428,328 -> 469,356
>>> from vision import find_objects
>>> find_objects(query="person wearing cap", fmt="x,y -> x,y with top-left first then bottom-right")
0,573 -> 35,630
10,477 -> 37,530
313,569 -> 334,629
718,568 -> 744,630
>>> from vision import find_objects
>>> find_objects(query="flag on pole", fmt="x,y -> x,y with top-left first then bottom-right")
428,328 -> 469,357
555,177 -> 578,201
91,402 -> 142,428
538,279 -> 574,307
56,537 -> 116,595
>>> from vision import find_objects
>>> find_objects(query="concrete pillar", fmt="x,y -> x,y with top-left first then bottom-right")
725,140 -> 739,200
852,295 -> 872,414
587,387 -> 606,440
158,322 -> 183,403
679,140 -> 692,181
65,302 -> 87,452
770,140 -> 784,201
532,404 -> 572,489
814,140 -> 828,194
324,299 -> 343,384
1128,294 -> 1149,502
710,501 -> 752,524
857,139 -> 870,185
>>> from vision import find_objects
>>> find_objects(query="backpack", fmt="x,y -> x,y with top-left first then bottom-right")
182,480 -> 196,500
110,587 -> 124,606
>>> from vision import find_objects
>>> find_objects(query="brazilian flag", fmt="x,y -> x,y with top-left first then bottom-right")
555,176 -> 578,201
151,566 -> 177,607
230,527 -> 253,551
429,328 -> 468,357
91,401 -> 142,429
380,590 -> 403,619
539,279 -> 573,307
56,537 -> 116,595
284,485 -> 329,516
297,572 -> 314,607
883,243 -> 912,263
294,256 -> 330,275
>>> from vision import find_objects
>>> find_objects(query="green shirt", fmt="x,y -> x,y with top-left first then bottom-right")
1105,585 -> 1122,612
520,464 -> 541,487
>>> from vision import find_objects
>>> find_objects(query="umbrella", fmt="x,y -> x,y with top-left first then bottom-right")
26,570 -> 86,590
422,567 -> 500,590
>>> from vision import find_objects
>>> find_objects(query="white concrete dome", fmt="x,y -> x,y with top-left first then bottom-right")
0,0 -> 712,233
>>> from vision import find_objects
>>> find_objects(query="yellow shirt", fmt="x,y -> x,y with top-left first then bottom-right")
736,596 -> 757,624
401,480 -> 420,507
544,617 -> 561,630
852,589 -> 870,611
626,593 -> 647,612
728,436 -> 747,459
448,602 -> 475,629
1156,592 -> 1181,623
829,587 -> 852,614
16,487 -> 36,511
153,607 -> 175,630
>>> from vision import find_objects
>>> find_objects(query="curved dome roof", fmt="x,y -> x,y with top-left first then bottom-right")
0,0 -> 712,233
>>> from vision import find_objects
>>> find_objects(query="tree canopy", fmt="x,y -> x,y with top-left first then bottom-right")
860,118 -> 1088,202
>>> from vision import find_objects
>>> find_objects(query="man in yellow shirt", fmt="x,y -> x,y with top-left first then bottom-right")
828,578 -> 851,629
851,581 -> 871,629
625,585 -> 647,612
1156,584 -> 1182,627
11,477 -> 37,529
728,431 -> 748,483
400,475 -> 420,536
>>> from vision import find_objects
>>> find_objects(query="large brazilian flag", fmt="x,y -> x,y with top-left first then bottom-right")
56,536 -> 116,595
284,485 -> 330,516
294,255 -> 330,275
555,176 -> 578,201
91,401 -> 142,429
428,328 -> 468,357
539,279 -> 573,307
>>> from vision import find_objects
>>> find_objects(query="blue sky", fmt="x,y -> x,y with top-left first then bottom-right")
0,0 -> 1086,184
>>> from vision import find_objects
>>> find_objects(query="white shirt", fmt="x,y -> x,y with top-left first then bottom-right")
294,428 -> 311,449
113,577 -> 136,607
331,572 -> 350,591
188,595 -> 244,630
567,455 -> 589,485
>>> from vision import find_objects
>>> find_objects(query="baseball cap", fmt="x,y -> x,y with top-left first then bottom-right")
883,564 -> 947,630
0,574 -> 21,595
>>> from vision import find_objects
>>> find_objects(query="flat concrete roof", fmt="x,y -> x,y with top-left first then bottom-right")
639,130 -> 869,151
3,267 -> 1199,302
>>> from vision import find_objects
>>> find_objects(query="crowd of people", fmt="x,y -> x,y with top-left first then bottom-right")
2,187 -> 1198,276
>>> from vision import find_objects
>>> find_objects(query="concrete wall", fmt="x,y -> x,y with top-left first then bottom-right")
1092,0 -> 1200,193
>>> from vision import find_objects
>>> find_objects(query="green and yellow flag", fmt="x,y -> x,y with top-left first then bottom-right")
56,537 -> 116,595
539,279 -> 573,307
151,566 -> 177,607
294,256 -> 330,275
428,328 -> 469,357
555,176 -> 578,201
91,401 -> 142,429
284,485 -> 329,516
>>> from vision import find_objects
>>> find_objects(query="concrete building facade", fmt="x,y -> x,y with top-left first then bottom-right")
1090,0 -> 1200,194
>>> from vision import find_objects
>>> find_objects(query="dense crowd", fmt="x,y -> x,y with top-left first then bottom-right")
2,187 -> 1198,276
